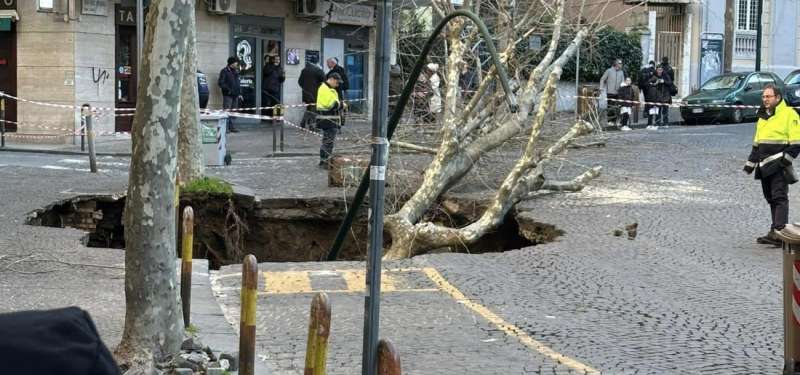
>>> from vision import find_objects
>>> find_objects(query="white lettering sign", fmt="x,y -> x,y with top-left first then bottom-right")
323,1 -> 374,27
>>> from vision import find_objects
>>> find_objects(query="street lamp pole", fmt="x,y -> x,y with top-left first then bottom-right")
361,0 -> 392,373
755,0 -> 762,71
136,0 -> 144,77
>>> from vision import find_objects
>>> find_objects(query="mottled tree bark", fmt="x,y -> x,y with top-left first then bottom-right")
115,0 -> 193,372
177,3 -> 204,184
384,0 -> 604,259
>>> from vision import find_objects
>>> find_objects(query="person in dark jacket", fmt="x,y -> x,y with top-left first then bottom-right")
647,66 -> 672,128
262,55 -> 285,118
389,64 -> 404,118
659,56 -> 675,82
298,61 -> 326,128
326,57 -> 349,126
197,70 -> 209,109
326,57 -> 349,99
639,61 -> 656,125
617,77 -> 636,131
0,307 -> 121,374
218,56 -> 242,133
459,62 -> 478,100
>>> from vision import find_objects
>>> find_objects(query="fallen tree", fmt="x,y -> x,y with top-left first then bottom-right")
383,0 -> 616,259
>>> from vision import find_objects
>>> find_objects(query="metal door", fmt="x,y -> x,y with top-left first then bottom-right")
0,19 -> 16,131
115,25 -> 137,133
650,4 -> 685,90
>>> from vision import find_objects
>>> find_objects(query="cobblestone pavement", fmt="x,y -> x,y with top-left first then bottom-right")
0,165 -> 129,346
211,123 -> 791,374
0,120 -> 790,374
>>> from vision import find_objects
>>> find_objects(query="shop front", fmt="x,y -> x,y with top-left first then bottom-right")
230,15 -> 283,123
321,1 -> 374,114
0,0 -> 17,131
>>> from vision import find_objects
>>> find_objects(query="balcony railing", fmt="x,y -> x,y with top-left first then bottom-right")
735,31 -> 757,58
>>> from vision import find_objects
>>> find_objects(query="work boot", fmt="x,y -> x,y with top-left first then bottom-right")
756,230 -> 782,247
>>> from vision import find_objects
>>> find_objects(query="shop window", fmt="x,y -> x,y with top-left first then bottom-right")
38,0 -> 54,12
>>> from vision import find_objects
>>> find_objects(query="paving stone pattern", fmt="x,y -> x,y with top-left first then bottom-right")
213,123 -> 790,374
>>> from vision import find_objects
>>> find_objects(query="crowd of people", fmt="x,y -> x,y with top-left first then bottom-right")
600,56 -> 677,131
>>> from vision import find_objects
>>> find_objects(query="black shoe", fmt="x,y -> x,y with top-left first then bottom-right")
229,127 -> 240,133
757,230 -> 782,246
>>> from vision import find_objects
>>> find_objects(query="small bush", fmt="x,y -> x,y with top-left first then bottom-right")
182,177 -> 233,196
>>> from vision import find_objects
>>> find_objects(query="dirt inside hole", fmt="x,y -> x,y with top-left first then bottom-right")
25,192 -> 561,269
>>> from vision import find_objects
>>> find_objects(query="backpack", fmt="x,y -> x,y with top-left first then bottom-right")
669,82 -> 678,96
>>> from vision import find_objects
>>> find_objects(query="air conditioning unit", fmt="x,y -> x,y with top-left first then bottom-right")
209,0 -> 236,15
296,0 -> 324,18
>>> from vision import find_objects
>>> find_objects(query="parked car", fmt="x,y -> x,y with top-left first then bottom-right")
681,71 -> 784,124
785,69 -> 800,110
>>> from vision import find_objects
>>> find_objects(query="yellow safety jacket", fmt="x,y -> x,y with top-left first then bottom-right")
316,82 -> 341,129
746,100 -> 800,181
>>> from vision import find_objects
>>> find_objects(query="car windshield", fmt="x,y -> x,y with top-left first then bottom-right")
786,71 -> 800,85
701,75 -> 743,90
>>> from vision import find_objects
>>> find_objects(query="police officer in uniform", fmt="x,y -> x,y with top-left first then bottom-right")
316,73 -> 345,168
744,84 -> 800,245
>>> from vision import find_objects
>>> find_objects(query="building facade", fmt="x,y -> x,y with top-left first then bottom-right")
0,0 -> 377,142
575,0 -> 800,95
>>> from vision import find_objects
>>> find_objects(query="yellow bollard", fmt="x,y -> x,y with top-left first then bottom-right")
304,293 -> 331,375
239,254 -> 258,375
180,206 -> 194,328
377,339 -> 402,375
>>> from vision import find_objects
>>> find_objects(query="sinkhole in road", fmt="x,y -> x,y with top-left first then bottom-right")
25,192 -> 560,269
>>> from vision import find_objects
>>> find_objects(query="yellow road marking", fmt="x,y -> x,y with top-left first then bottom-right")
262,268 -> 419,294
421,268 -> 600,374
263,271 -> 313,294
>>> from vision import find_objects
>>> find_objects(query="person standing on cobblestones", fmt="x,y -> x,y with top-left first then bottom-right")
744,84 -> 800,245
219,57 -> 242,133
316,73 -> 344,168
600,59 -> 626,126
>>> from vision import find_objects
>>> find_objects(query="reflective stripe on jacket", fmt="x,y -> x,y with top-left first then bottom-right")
747,100 -> 800,180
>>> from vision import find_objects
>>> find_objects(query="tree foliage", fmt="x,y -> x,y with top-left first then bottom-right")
558,28 -> 643,82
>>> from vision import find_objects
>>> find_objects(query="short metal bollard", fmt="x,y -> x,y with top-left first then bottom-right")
81,104 -> 97,173
377,339 -> 401,375
778,226 -> 800,374
304,292 -> 331,375
180,206 -> 194,328
239,254 -> 258,375
272,104 -> 284,153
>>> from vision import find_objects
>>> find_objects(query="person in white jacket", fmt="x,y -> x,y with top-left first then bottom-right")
427,63 -> 442,119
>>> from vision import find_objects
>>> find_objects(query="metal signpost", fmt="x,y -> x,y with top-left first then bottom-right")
362,0 -> 392,373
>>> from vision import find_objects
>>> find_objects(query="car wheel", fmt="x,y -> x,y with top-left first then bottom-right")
730,107 -> 743,123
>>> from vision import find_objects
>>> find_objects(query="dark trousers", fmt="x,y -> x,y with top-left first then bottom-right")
621,112 -> 630,127
761,171 -> 789,229
301,105 -> 317,128
607,94 -> 619,123
223,95 -> 239,131
649,105 -> 668,126
319,124 -> 339,162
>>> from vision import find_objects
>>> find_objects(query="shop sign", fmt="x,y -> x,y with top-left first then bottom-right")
0,0 -> 15,11
322,1 -> 374,27
116,6 -> 135,26
82,0 -> 107,16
